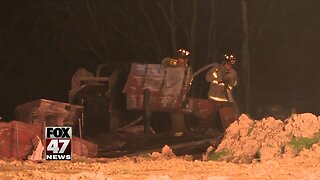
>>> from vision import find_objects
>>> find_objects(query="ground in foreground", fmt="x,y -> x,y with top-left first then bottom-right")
0,156 -> 319,180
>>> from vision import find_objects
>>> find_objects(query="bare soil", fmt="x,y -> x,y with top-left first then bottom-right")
0,156 -> 319,179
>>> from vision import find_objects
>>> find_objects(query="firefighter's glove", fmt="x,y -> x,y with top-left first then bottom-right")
222,76 -> 231,85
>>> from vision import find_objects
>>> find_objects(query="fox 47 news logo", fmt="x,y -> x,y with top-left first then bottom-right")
45,127 -> 72,160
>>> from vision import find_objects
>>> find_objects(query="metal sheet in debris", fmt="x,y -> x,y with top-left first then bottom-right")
183,98 -> 217,119
15,99 -> 84,127
0,121 -> 43,160
72,136 -> 98,158
0,121 -> 98,159
123,63 -> 192,111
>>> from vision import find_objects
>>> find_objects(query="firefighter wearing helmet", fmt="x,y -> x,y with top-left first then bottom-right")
205,53 -> 238,102
161,48 -> 191,136
162,48 -> 190,67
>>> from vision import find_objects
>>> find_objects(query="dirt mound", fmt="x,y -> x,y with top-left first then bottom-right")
151,145 -> 176,160
208,113 -> 320,163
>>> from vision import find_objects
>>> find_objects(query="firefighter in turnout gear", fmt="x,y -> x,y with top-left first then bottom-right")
206,53 -> 238,102
201,53 -> 239,131
162,48 -> 190,136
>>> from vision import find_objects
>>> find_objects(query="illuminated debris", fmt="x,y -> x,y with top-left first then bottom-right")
28,136 -> 44,161
15,99 -> 83,127
0,121 -> 43,160
0,120 -> 97,160
72,136 -> 98,158
123,63 -> 192,111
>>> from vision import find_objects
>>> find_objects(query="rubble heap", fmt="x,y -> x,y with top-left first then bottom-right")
151,145 -> 176,160
207,113 -> 320,163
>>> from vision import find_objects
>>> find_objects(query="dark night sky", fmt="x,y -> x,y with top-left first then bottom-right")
1,0 -> 320,120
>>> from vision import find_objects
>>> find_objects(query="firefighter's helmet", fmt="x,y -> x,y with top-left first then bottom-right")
177,48 -> 190,60
223,53 -> 237,65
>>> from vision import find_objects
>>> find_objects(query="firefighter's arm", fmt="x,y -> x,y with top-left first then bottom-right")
223,71 -> 238,89
205,66 -> 219,82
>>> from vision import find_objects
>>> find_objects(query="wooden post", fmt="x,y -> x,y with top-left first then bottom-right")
108,69 -> 121,131
80,99 -> 84,137
143,89 -> 151,134
78,117 -> 82,139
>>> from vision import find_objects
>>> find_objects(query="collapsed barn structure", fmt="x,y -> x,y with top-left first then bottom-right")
0,63 -> 239,160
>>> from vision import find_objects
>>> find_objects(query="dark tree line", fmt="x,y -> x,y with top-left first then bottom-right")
1,0 -> 320,119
